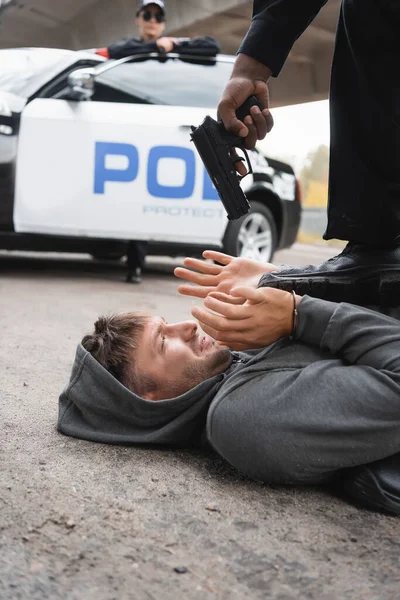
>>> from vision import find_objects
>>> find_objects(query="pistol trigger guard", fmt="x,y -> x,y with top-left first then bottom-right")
235,148 -> 253,182
242,148 -> 253,177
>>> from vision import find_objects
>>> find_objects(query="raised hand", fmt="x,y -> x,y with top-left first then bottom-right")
191,286 -> 299,351
174,250 -> 278,301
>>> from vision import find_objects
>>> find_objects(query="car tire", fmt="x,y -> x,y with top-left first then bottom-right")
223,201 -> 278,262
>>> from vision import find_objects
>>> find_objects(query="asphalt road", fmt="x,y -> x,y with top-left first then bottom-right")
1,243 -> 399,600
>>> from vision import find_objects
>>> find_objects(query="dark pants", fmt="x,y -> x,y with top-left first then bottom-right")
325,0 -> 400,244
126,241 -> 148,272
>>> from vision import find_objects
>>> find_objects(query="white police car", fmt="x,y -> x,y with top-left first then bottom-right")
0,47 -> 301,262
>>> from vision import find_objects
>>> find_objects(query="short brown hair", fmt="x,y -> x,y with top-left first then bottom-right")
81,312 -> 154,395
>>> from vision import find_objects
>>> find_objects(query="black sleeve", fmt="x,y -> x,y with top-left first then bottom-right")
239,0 -> 329,76
108,38 -> 159,59
175,36 -> 220,57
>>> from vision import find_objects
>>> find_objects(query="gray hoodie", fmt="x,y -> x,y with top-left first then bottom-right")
58,297 -> 400,485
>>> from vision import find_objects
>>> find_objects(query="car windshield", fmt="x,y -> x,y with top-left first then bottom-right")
0,48 -> 71,96
96,56 -> 234,107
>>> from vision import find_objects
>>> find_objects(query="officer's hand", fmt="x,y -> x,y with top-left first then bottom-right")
218,54 -> 274,153
174,250 -> 278,301
156,37 -> 178,52
191,286 -> 299,351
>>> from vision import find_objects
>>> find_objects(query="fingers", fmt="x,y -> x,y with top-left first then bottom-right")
174,268 -> 215,286
183,257 -> 221,274
243,106 -> 272,147
204,294 -> 251,320
253,77 -> 270,106
230,286 -> 262,302
191,305 -> 233,332
217,81 -> 272,146
243,114 -> 258,150
265,109 -> 274,133
218,79 -> 256,137
174,268 -> 207,284
174,260 -> 221,286
193,320 -> 230,344
244,105 -> 271,147
202,251 -> 233,265
253,80 -> 271,122
192,302 -> 249,330
193,315 -> 243,344
218,97 -> 248,137
250,104 -> 268,135
194,315 -> 260,349
230,147 -> 248,177
177,284 -> 215,299
243,81 -> 272,144
156,38 -> 171,51
261,263 -> 280,273
207,291 -> 245,305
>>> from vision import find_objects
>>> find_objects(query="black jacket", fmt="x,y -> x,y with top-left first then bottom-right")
239,0 -> 329,76
108,36 -> 220,60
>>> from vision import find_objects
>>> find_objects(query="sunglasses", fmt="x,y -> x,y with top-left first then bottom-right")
141,10 -> 165,23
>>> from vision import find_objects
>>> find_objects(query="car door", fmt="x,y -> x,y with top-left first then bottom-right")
14,55 -> 231,245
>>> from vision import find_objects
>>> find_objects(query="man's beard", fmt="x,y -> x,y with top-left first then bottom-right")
163,345 -> 232,398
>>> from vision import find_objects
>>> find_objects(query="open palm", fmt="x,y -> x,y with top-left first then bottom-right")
174,250 -> 278,300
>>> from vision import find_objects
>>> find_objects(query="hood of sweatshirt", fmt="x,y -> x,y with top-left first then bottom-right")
58,343 -> 244,446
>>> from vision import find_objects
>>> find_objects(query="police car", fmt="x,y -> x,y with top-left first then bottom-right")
0,47 -> 301,263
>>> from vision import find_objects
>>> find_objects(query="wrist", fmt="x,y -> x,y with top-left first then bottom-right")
232,53 -> 272,82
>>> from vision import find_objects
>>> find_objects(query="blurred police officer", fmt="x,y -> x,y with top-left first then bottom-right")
96,1 -> 172,284
97,0 -> 220,61
96,1 -> 219,283
96,0 -> 177,61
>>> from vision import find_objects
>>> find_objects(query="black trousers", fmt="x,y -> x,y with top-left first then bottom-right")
325,0 -> 400,244
126,241 -> 148,271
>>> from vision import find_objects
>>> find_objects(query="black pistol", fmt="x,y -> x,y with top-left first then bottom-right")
190,96 -> 263,220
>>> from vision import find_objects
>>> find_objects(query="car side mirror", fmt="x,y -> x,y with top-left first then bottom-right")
67,68 -> 96,100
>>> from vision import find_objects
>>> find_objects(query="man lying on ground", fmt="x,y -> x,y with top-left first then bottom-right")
58,251 -> 400,515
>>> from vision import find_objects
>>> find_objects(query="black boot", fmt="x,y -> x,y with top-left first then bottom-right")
259,243 -> 400,305
339,452 -> 400,516
125,267 -> 142,284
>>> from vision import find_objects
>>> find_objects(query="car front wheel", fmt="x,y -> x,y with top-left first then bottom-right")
223,201 -> 278,262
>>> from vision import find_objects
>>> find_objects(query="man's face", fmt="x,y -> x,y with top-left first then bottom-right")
136,4 -> 165,40
133,317 -> 232,400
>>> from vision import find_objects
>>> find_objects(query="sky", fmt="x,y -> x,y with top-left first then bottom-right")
257,99 -> 330,174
